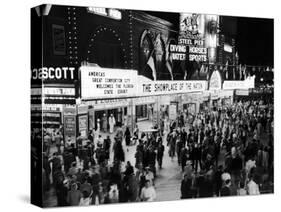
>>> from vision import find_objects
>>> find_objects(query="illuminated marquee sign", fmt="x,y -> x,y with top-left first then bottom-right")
31,85 -> 76,104
81,66 -> 207,99
169,44 -> 186,61
180,13 -> 205,38
87,7 -> 122,20
140,80 -> 206,96
223,76 -> 255,90
31,87 -> 75,96
209,70 -> 222,90
80,66 -> 137,99
31,67 -> 75,80
177,38 -> 208,62
224,44 -> 233,53
236,89 -> 249,96
85,99 -> 130,110
178,13 -> 207,62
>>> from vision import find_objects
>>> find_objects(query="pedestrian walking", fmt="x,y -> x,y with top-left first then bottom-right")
156,141 -> 165,169
140,180 -> 156,202
109,114 -> 116,134
125,127 -> 131,146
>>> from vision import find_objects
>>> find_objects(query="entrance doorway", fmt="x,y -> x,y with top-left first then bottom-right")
95,107 -> 127,132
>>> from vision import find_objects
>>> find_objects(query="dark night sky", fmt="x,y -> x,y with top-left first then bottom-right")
236,17 -> 274,67
146,11 -> 179,30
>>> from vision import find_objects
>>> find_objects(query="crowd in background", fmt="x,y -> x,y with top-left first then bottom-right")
176,100 -> 274,198
35,99 -> 273,206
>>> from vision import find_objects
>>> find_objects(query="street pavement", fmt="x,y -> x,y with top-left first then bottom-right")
102,120 -> 183,201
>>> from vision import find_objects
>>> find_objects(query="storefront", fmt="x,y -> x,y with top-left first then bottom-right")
219,90 -> 233,106
234,89 -> 250,102
133,96 -> 158,130
79,65 -> 207,133
234,86 -> 273,104
31,66 -> 78,146
139,79 -> 207,118
31,104 -> 63,134
200,91 -> 210,111
84,98 -> 130,131
158,95 -> 170,118
223,76 -> 255,103
181,92 -> 203,115
135,103 -> 154,121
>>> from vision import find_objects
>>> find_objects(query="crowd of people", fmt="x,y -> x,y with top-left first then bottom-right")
176,100 -> 274,198
38,99 -> 273,207
40,123 -> 161,206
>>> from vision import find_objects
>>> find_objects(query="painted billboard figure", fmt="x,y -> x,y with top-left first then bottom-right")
181,13 -> 200,36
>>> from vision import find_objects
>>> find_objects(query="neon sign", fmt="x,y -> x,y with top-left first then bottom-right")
87,7 -> 122,20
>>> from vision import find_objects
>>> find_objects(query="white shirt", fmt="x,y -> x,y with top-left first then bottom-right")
79,197 -> 91,206
245,159 -> 256,174
238,188 -> 247,196
247,180 -> 260,195
109,117 -> 116,125
140,186 -> 156,202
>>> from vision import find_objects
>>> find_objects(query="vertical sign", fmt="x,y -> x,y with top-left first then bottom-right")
52,24 -> 66,55
77,105 -> 88,137
88,107 -> 95,131
169,103 -> 178,120
209,70 -> 222,90
78,115 -> 88,137
63,106 -> 76,145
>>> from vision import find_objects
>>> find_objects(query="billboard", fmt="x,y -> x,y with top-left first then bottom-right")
178,13 -> 219,63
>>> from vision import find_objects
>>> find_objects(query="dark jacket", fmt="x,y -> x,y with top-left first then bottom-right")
181,178 -> 193,199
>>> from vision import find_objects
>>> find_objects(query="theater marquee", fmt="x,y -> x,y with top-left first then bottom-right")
140,80 -> 206,96
80,66 -> 138,99
80,66 -> 207,99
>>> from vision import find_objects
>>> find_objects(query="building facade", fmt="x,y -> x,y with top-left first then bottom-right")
31,4 -> 258,143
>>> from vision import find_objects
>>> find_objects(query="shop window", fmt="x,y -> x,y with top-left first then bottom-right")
136,105 -> 148,120
160,105 -> 169,119
183,103 -> 196,115
42,111 -> 62,129
123,107 -> 127,116
94,107 -> 127,130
